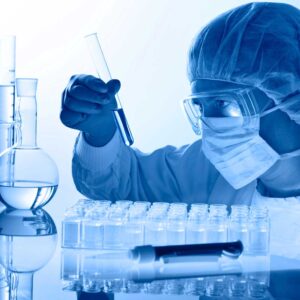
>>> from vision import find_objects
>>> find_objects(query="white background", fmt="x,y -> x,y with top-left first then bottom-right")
1,1 -> 300,299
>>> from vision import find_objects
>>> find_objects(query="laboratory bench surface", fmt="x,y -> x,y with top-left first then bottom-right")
1,206 -> 300,300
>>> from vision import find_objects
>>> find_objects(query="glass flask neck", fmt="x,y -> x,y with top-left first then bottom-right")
9,272 -> 33,300
16,79 -> 38,148
17,95 -> 37,148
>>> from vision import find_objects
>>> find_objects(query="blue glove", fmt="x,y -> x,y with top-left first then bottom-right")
60,74 -> 121,146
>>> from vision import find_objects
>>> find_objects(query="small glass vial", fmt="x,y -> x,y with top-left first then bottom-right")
207,204 -> 228,243
61,249 -> 82,291
248,206 -> 270,255
144,281 -> 165,294
228,275 -> 248,298
75,198 -> 96,208
81,207 -> 107,249
133,201 -> 151,210
126,280 -> 143,293
183,277 -> 206,296
247,255 -> 270,298
169,202 -> 188,212
206,276 -> 228,298
228,205 -> 249,252
123,207 -> 146,248
62,207 -> 84,248
115,200 -> 133,209
186,204 -> 208,244
144,209 -> 168,246
166,208 -> 187,245
93,199 -> 111,209
81,253 -> 104,293
150,202 -> 170,212
103,205 -> 128,249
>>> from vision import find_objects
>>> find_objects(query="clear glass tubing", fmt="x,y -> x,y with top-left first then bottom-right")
0,35 -> 15,85
85,33 -> 134,146
0,35 -> 16,146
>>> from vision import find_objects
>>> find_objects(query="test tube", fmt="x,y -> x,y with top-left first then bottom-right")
85,33 -> 134,146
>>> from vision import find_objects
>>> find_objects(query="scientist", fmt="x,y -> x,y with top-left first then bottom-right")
60,2 -> 300,205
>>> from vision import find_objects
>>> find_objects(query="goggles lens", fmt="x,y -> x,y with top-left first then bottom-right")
182,90 -> 258,135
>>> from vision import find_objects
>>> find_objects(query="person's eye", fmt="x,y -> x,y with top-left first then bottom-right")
197,104 -> 204,114
216,100 -> 231,109
211,99 -> 242,117
192,100 -> 203,113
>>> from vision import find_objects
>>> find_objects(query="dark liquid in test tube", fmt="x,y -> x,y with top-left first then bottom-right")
113,108 -> 134,146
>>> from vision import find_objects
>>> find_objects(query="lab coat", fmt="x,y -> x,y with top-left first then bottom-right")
72,131 -> 257,205
72,131 -> 300,259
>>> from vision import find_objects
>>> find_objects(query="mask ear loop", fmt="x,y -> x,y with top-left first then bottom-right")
280,148 -> 300,160
260,104 -> 280,118
260,95 -> 300,118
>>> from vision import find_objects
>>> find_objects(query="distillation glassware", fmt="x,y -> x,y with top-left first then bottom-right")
0,78 -> 59,210
0,209 -> 57,300
0,36 -> 17,158
85,33 -> 134,146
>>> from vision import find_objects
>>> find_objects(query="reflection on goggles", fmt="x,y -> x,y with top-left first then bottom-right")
182,90 -> 258,135
191,98 -> 242,117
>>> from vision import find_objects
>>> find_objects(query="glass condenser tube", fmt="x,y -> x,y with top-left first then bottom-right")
85,33 -> 134,146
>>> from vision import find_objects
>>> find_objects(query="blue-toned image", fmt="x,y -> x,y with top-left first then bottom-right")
0,209 -> 57,299
0,78 -> 59,210
66,2 -> 300,203
0,1 -> 300,299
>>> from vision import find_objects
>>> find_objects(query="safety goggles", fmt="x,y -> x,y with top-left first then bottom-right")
182,89 -> 260,135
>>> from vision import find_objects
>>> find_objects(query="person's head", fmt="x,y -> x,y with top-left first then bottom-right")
185,2 -> 300,197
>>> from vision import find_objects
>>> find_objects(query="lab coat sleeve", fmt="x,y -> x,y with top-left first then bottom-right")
72,130 -> 211,202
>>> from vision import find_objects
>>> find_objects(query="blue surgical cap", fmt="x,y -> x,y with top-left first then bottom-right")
188,2 -> 300,104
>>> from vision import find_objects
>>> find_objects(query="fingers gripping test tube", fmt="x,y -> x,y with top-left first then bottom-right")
85,33 -> 134,146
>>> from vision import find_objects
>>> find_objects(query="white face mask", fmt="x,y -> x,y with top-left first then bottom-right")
201,116 -> 280,189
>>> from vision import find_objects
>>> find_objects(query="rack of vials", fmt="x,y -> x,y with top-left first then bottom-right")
61,199 -> 270,255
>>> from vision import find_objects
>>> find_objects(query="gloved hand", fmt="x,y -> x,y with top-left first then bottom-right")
60,74 -> 121,146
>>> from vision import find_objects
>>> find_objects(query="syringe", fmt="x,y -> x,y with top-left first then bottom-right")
128,241 -> 243,281
85,33 -> 134,146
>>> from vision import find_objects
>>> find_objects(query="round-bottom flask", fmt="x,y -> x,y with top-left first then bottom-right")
0,78 -> 59,209
0,209 -> 57,300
